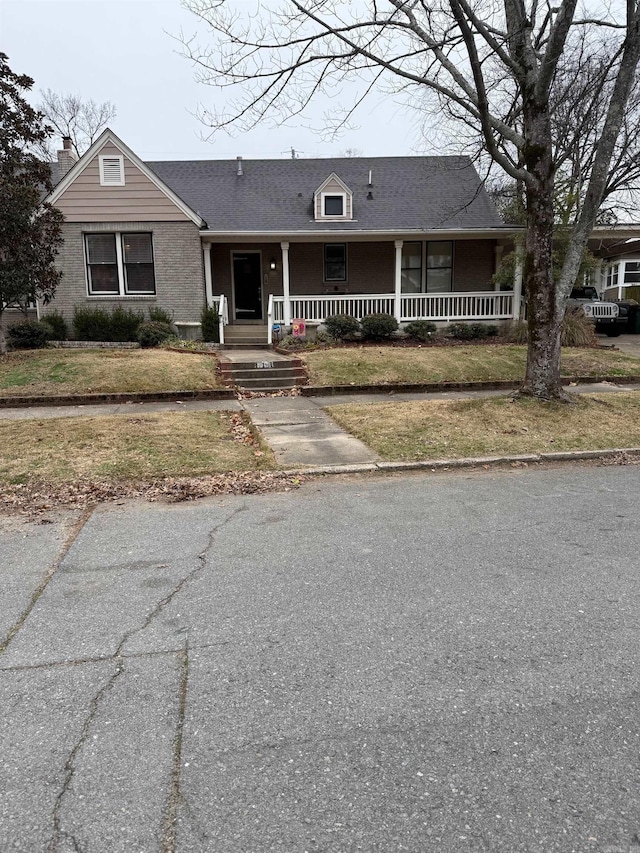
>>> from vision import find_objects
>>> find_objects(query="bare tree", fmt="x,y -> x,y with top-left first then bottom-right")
179,0 -> 640,399
37,90 -> 116,157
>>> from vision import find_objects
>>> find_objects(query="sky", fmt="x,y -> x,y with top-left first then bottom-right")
1,0 -> 428,161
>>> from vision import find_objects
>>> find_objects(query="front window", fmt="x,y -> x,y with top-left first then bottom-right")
624,260 -> 640,284
85,232 -> 155,296
122,233 -> 155,294
401,242 -> 422,293
426,241 -> 453,292
86,234 -> 119,294
324,243 -> 347,281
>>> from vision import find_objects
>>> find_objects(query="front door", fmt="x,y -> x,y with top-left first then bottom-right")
232,252 -> 263,321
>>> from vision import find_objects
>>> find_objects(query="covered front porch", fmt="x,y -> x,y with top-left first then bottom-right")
203,234 -> 522,345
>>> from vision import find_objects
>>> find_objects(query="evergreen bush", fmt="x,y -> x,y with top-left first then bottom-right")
324,314 -> 360,340
404,320 -> 437,341
360,313 -> 399,339
201,303 -> 220,342
7,320 -> 51,349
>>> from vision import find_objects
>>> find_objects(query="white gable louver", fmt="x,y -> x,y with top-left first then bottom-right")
99,155 -> 125,186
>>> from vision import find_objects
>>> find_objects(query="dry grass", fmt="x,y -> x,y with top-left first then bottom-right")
0,411 -> 273,485
327,392 -> 640,460
302,345 -> 640,387
0,349 -> 221,397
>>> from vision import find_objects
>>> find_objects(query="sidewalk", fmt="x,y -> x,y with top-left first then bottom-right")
1,379 -> 639,468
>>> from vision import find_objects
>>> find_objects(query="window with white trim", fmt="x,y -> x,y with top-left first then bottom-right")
323,194 -> 345,216
85,233 -> 155,295
426,241 -> 453,292
99,155 -> 125,186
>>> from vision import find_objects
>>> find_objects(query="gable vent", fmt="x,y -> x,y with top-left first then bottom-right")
99,155 -> 125,186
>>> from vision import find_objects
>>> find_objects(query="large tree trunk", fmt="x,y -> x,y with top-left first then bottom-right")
519,94 -> 566,400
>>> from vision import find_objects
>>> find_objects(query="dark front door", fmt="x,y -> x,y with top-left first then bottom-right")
233,253 -> 263,320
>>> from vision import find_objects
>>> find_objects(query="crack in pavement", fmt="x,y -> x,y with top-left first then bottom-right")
45,504 -> 245,852
0,641 -> 233,674
162,641 -> 190,853
0,506 -> 95,655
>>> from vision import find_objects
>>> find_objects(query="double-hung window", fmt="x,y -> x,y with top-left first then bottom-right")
324,243 -> 347,282
426,241 -> 453,292
85,232 -> 155,296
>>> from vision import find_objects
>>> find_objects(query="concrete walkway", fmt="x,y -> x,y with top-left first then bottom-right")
242,395 -> 379,467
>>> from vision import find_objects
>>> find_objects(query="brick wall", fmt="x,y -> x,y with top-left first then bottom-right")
42,221 -> 206,330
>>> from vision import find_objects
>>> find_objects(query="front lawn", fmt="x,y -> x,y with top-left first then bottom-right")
0,410 -> 273,485
0,349 -> 222,397
326,392 -> 640,460
301,345 -> 640,387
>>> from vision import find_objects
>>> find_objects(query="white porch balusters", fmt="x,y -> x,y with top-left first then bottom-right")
203,243 -> 213,306
281,241 -> 291,325
394,240 -> 403,322
513,243 -> 524,321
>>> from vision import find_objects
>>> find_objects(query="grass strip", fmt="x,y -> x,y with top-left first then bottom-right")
0,410 -> 273,486
0,349 -> 221,397
302,345 -> 640,387
326,392 -> 640,460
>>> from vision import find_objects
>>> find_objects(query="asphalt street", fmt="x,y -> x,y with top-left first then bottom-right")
1,465 -> 639,853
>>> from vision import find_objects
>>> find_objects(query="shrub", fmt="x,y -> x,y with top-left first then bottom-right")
7,320 -> 51,349
501,312 -> 598,347
73,307 -> 111,341
448,322 -> 498,340
148,306 -> 174,326
201,303 -> 220,343
137,321 -> 173,348
360,312 -> 399,340
561,307 -> 599,348
41,310 -> 67,341
73,306 -> 143,341
314,329 -> 334,346
324,314 -> 360,340
109,306 -> 144,342
404,320 -> 437,342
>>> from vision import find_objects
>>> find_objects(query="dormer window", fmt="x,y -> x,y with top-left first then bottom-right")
315,174 -> 353,221
323,194 -> 345,216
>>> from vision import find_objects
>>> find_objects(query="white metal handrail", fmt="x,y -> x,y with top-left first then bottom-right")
267,294 -> 274,344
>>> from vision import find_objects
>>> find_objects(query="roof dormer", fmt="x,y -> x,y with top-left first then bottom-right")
314,173 -> 353,221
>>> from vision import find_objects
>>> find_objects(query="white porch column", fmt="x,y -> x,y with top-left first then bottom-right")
281,241 -> 291,325
394,240 -> 403,322
513,242 -> 524,321
203,243 -> 213,307
594,258 -> 603,297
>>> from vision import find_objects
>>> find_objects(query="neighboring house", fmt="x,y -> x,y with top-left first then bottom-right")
588,226 -> 640,300
38,129 -> 524,343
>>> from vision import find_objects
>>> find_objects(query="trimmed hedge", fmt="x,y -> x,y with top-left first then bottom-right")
7,321 -> 51,349
324,314 -> 360,340
360,313 -> 399,340
201,303 -> 220,343
137,321 -> 173,348
73,306 -> 144,342
404,320 -> 437,341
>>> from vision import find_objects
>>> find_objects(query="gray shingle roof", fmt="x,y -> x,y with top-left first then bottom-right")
145,156 -> 505,233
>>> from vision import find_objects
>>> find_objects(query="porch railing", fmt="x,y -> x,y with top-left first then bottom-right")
400,291 -> 514,321
269,291 -> 514,326
212,294 -> 228,344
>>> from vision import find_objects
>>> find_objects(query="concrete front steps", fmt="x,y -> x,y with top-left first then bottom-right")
221,325 -> 270,349
218,351 -> 307,392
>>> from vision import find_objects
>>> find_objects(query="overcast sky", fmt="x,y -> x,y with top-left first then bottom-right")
2,0 -> 429,161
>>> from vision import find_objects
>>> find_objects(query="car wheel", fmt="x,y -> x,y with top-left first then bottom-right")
605,328 -> 621,337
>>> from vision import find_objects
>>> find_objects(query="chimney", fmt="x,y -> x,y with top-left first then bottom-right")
57,136 -> 77,177
236,156 -> 243,177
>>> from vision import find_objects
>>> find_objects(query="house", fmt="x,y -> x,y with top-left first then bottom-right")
37,129 -> 524,344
